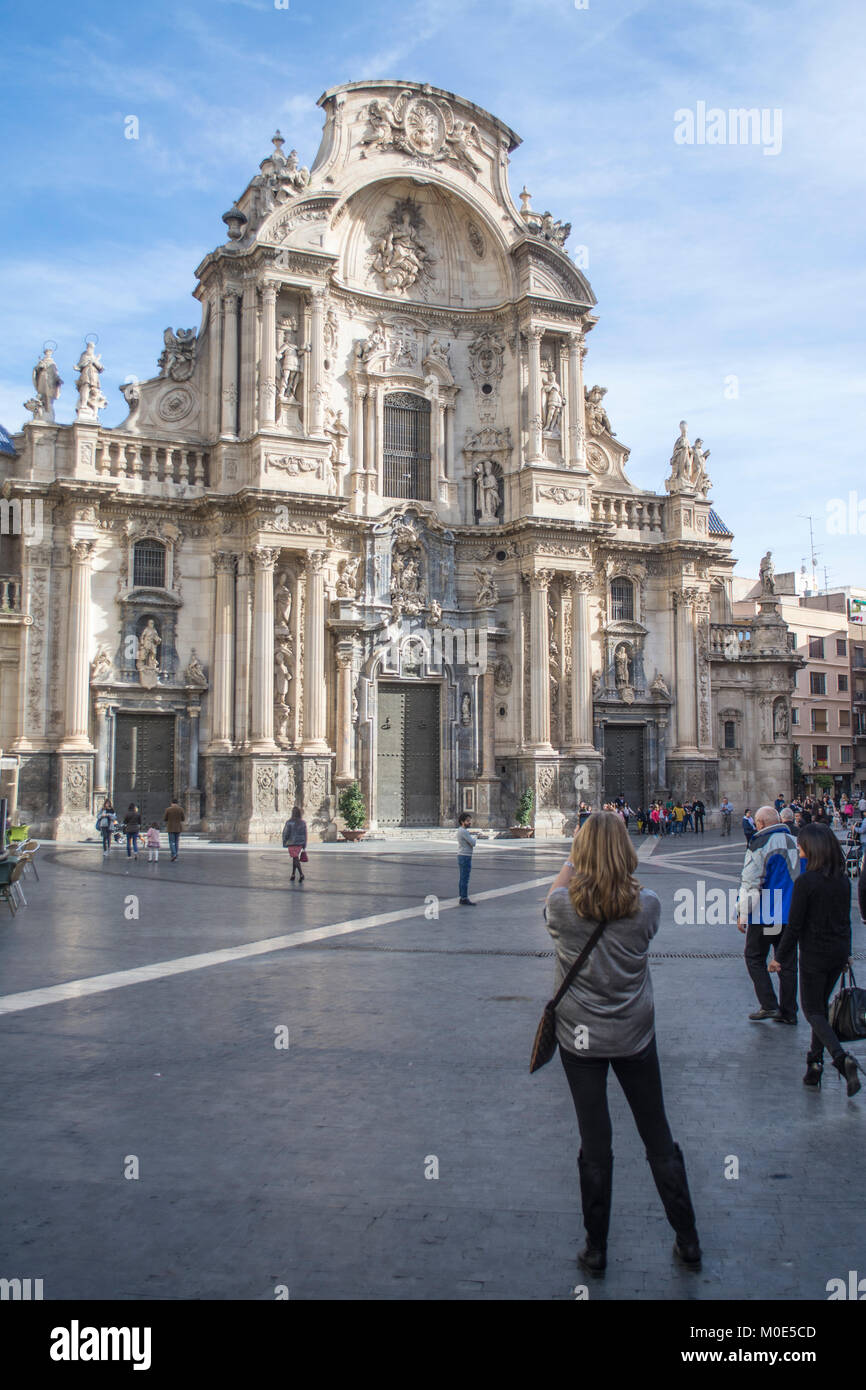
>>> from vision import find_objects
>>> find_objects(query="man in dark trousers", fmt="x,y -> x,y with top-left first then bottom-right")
737,806 -> 801,1023
693,798 -> 705,834
164,799 -> 186,862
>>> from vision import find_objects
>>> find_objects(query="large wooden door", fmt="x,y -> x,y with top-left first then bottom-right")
376,683 -> 440,825
604,724 -> 645,807
114,714 -> 175,828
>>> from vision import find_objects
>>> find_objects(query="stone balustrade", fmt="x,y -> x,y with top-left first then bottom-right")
590,494 -> 664,531
95,436 -> 210,490
0,575 -> 22,613
709,623 -> 753,656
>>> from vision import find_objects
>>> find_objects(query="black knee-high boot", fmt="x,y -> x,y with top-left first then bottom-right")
577,1150 -> 613,1275
647,1143 -> 702,1268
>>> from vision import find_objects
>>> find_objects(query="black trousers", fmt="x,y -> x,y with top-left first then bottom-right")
559,1036 -> 675,1163
800,957 -> 848,1062
745,922 -> 798,1017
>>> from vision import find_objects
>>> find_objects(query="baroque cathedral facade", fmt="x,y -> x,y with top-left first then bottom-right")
0,81 -> 801,839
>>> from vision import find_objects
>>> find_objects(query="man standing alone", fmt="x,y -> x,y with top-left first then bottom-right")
737,806 -> 800,1023
720,797 -> 734,837
457,811 -> 484,906
164,798 -> 186,862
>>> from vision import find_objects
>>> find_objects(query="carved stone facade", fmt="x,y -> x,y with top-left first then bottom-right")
0,80 -> 799,839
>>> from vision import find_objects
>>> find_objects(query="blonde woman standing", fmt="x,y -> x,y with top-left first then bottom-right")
544,811 -> 701,1276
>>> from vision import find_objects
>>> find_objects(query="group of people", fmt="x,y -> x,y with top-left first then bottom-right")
95,799 -> 186,862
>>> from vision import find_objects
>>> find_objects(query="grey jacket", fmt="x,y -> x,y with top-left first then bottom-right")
282,818 -> 307,848
544,887 -> 660,1057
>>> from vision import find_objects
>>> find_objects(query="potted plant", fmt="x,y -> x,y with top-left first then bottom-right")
511,788 -> 534,838
338,781 -> 367,841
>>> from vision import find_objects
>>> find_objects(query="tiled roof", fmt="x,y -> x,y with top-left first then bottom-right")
708,508 -> 733,537
0,424 -> 17,457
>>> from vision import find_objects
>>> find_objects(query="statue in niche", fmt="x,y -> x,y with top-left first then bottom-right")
541,362 -> 564,433
323,308 -> 339,372
275,644 -> 293,704
474,459 -> 500,523
371,201 -> 435,296
136,619 -> 161,686
30,346 -> 63,421
274,572 -> 292,629
276,321 -> 302,405
666,420 -> 694,493
759,550 -> 776,596
592,670 -> 604,698
74,340 -> 107,418
336,555 -> 361,599
691,437 -> 711,496
585,385 -> 614,436
773,701 -> 789,739
614,644 -> 631,688
461,693 -> 472,726
186,650 -> 207,687
474,567 -> 498,607
325,409 -> 349,466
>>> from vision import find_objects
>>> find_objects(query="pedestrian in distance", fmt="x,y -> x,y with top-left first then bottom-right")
737,806 -> 801,1023
742,809 -> 756,842
457,810 -> 487,905
146,824 -> 160,863
123,803 -> 141,859
282,805 -> 307,882
683,802 -> 694,834
772,824 -> 861,1095
544,811 -> 701,1277
720,797 -> 734,836
163,799 -> 185,862
673,801 -> 685,835
96,800 -> 117,855
693,799 -> 705,834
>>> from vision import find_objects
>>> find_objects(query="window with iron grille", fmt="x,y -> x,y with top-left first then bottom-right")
610,578 -> 635,622
133,540 -> 166,589
838,673 -> 849,692
723,720 -> 736,749
810,672 -> 826,695
837,638 -> 848,657
383,393 -> 431,501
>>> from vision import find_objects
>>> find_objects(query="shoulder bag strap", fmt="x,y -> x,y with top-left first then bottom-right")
550,916 -> 607,1011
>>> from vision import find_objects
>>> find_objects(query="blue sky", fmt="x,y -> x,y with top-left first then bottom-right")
2,0 -> 864,584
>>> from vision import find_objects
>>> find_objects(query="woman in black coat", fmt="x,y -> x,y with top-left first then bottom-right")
772,824 -> 861,1095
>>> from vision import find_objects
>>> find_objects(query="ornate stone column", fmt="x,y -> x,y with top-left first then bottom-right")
568,331 -> 587,470
527,568 -> 555,749
61,539 -> 95,750
188,704 -> 201,792
350,386 -> 366,513
249,546 -> 279,752
570,572 -> 595,749
309,289 -> 327,437
445,403 -> 455,479
302,550 -> 329,752
481,666 -> 496,777
94,699 -> 110,797
335,641 -> 355,784
234,552 -> 252,747
259,282 -> 278,428
434,398 -> 446,493
220,286 -> 241,438
209,552 -> 236,750
674,590 -> 698,750
239,277 -> 257,438
365,385 -> 377,485
526,326 -> 544,463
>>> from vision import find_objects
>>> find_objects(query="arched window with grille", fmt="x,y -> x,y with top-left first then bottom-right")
133,539 -> 166,589
383,392 -> 431,501
610,577 -> 635,622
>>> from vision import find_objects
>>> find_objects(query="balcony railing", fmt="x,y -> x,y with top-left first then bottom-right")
95,436 -> 210,490
709,623 -> 753,656
590,495 -> 664,531
0,575 -> 22,613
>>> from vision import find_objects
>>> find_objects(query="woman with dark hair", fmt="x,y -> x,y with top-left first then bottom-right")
281,805 -> 307,883
122,803 -> 141,859
544,811 -> 701,1277
772,823 -> 861,1095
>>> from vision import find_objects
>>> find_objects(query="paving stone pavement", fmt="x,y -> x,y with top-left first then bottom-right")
1,834 -> 864,1301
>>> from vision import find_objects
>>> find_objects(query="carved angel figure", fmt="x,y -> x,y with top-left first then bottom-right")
360,98 -> 398,150
474,566 -> 498,607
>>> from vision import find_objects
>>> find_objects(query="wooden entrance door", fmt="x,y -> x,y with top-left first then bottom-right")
604,724 -> 645,808
114,714 -> 175,829
376,683 -> 440,825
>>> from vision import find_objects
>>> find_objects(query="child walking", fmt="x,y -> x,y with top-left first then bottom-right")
146,823 -> 160,863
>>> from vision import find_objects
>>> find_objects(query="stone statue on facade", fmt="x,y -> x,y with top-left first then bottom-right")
120,379 -> 141,415
274,572 -> 292,628
428,338 -> 452,370
276,322 -> 302,405
585,385 -> 614,436
358,321 -> 387,362
474,566 -> 498,607
759,550 -> 776,596
74,341 -> 108,419
691,437 -> 711,496
474,459 -> 500,524
28,347 -> 63,422
136,619 -> 161,685
665,420 -> 694,494
90,644 -> 113,681
336,555 -> 361,599
158,328 -> 197,381
651,672 -> 671,699
773,701 -> 789,738
325,409 -> 349,466
461,692 -> 472,726
185,650 -> 207,687
428,599 -> 442,625
723,629 -> 740,660
615,644 -> 631,688
274,644 -> 292,703
541,363 -> 564,433
371,201 -> 434,295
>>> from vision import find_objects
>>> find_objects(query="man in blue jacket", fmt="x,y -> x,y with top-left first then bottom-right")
737,806 -> 801,1023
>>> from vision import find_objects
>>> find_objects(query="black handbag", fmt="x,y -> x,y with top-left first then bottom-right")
530,916 -> 606,1073
829,966 -> 866,1042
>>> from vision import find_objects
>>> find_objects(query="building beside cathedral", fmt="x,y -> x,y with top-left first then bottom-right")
0,81 -> 802,839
